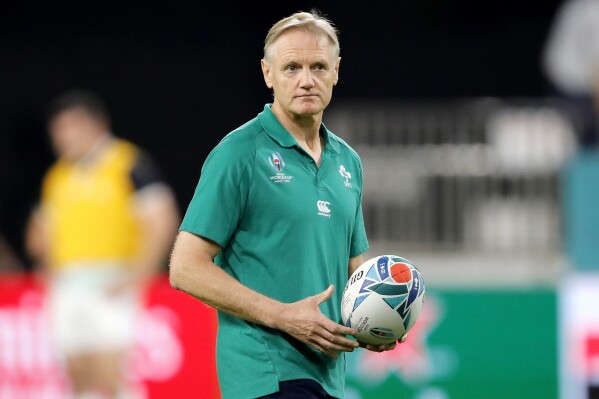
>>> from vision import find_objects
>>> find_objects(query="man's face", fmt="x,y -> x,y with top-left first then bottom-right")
261,29 -> 340,119
48,107 -> 107,162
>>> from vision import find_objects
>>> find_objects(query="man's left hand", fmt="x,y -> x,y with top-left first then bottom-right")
359,332 -> 408,352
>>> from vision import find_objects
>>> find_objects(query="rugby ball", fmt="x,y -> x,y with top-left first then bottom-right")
341,255 -> 425,345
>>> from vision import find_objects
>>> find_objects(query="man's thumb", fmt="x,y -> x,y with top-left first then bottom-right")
316,284 -> 335,305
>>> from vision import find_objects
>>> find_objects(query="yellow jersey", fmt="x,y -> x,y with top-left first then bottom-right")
41,139 -> 143,270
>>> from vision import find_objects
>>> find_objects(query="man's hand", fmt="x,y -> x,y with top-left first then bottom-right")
275,285 -> 359,359
359,332 -> 409,352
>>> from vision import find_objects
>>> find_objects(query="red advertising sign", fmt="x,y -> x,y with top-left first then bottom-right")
0,273 -> 220,399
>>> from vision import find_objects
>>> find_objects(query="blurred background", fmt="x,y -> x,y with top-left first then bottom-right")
1,0 -> 599,398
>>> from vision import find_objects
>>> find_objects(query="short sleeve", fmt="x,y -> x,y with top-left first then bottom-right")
179,140 -> 254,249
130,151 -> 165,190
350,161 -> 369,257
350,202 -> 369,257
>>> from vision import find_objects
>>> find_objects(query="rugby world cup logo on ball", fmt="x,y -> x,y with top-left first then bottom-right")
341,255 -> 425,345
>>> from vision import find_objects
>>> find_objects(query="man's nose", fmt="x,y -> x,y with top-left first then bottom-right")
299,69 -> 315,89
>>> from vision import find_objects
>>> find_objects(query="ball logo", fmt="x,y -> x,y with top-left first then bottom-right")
370,327 -> 395,340
317,200 -> 331,218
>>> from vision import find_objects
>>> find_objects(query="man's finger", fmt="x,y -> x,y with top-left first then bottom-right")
308,333 -> 354,358
329,325 -> 357,339
315,284 -> 335,305
322,332 -> 359,351
312,338 -> 340,359
358,341 -> 396,352
321,316 -> 357,337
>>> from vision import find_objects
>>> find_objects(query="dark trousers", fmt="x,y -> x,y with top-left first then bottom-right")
258,379 -> 336,399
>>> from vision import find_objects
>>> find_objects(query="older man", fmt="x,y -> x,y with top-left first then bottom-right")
170,10 -> 399,399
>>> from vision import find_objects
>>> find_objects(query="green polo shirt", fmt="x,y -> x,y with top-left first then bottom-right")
180,104 -> 368,399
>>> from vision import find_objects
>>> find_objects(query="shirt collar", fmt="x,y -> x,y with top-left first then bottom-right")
258,104 -> 340,154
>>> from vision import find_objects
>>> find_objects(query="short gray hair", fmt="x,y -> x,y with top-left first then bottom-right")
263,10 -> 340,62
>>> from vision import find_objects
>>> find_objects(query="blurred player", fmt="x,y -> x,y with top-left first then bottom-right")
170,10 -> 403,399
26,90 -> 179,399
543,0 -> 599,146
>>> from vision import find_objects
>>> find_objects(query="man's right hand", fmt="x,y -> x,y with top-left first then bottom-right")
171,233 -> 358,359
274,285 -> 359,359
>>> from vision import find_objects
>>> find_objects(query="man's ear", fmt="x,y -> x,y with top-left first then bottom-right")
334,57 -> 341,86
261,59 -> 273,89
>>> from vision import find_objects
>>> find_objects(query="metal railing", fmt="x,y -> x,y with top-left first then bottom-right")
326,98 -> 579,283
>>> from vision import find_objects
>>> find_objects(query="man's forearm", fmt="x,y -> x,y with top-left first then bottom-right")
132,188 -> 179,278
169,232 -> 286,329
348,254 -> 365,277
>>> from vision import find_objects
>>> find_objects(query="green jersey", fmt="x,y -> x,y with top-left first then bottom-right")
180,104 -> 368,399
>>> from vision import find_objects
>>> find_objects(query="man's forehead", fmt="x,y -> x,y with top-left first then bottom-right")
270,29 -> 335,58
50,107 -> 103,128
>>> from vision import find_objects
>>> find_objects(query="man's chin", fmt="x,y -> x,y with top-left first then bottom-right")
292,104 -> 325,117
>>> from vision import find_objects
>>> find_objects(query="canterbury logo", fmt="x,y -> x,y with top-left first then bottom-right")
317,200 -> 331,217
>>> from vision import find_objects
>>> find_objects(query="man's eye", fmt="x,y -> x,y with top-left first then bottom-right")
313,64 -> 325,71
286,65 -> 298,72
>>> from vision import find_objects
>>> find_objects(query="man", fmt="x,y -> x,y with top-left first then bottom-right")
26,90 -> 179,399
543,0 -> 599,146
170,11 -> 402,399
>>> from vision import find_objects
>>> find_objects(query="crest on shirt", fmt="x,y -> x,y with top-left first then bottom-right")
269,152 -> 285,172
268,152 -> 293,183
339,165 -> 353,188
